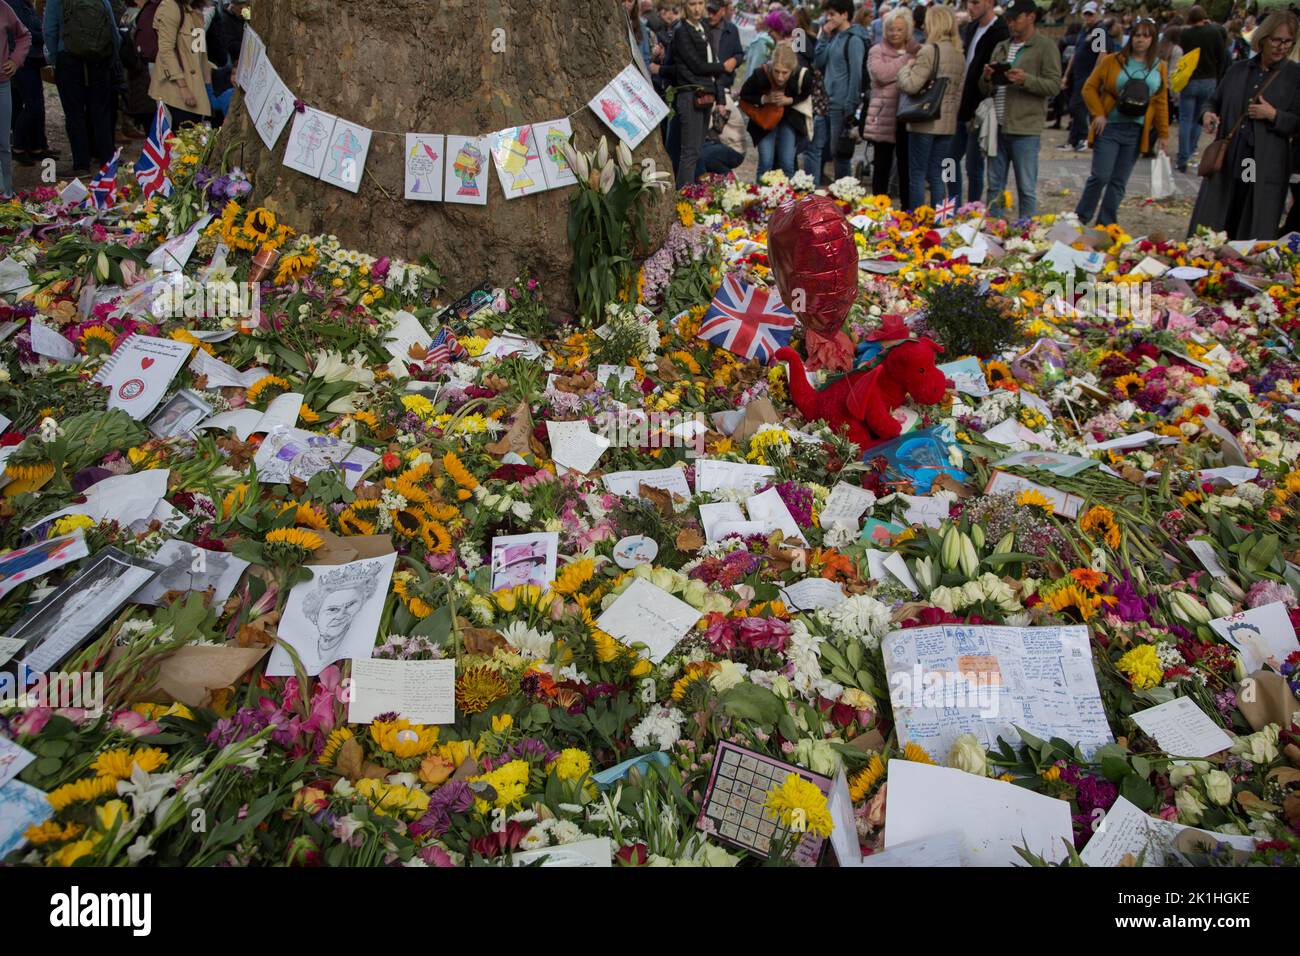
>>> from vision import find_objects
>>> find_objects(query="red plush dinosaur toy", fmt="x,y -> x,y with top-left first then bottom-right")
774,317 -> 949,450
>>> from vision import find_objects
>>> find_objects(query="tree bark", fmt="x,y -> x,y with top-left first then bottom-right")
219,0 -> 676,315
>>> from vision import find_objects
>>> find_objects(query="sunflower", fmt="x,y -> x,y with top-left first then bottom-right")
455,666 -> 510,714
1113,373 -> 1144,399
79,325 -> 117,354
392,574 -> 434,618
265,527 -> 322,551
590,627 -> 625,663
1043,583 -> 1106,622
290,501 -> 329,529
297,406 -> 320,424
848,754 -> 886,802
245,374 -> 292,405
902,742 -> 936,765
24,820 -> 85,845
274,245 -> 319,285
371,718 -> 440,759
47,775 -> 119,813
318,727 -> 354,766
442,451 -> 478,496
671,661 -> 720,701
985,360 -> 1014,389
1016,488 -> 1055,514
1079,505 -> 1121,548
552,558 -> 595,596
90,747 -> 167,781
2,460 -> 55,495
338,499 -> 381,535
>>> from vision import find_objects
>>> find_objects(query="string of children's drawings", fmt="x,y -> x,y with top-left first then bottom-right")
233,27 -> 667,207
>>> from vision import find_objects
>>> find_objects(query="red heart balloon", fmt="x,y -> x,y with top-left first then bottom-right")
767,196 -> 858,371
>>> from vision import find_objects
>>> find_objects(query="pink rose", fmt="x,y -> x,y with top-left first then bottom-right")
111,709 -> 161,737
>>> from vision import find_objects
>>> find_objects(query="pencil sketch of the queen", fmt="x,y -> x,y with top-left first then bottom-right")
304,560 -> 384,662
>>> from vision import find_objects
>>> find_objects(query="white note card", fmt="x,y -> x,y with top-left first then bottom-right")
1132,697 -> 1234,759
595,577 -> 702,663
347,657 -> 456,725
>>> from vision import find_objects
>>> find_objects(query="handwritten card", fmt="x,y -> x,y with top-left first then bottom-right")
282,107 -> 337,179
404,133 -> 446,201
778,578 -> 848,612
92,333 -> 193,419
695,459 -> 774,494
595,577 -> 702,663
0,738 -> 35,789
444,135 -> 490,205
1186,539 -> 1230,579
512,836 -> 612,867
1081,796 -> 1257,867
900,494 -> 949,528
1209,602 -> 1299,674
533,118 -> 578,190
699,501 -> 745,544
821,482 -> 876,529
382,310 -> 433,361
612,64 -> 670,130
602,466 -> 691,500
746,487 -> 807,545
347,657 -> 456,725
189,350 -> 267,389
29,320 -> 76,361
1132,697 -> 1234,759
546,421 -> 610,475
885,760 -> 1074,866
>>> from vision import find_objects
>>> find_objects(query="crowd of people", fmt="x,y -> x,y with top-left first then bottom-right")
0,0 -> 248,197
635,0 -> 1300,239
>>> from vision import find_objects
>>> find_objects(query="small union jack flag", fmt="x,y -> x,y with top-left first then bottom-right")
136,102 -> 174,200
936,196 -> 956,222
427,325 -> 468,366
696,274 -> 796,364
90,150 -> 122,210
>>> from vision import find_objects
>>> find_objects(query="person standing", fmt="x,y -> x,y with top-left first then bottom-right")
45,0 -> 120,177
148,0 -> 212,129
1176,6 -> 1228,172
898,2 -> 964,210
864,9 -> 914,199
672,0 -> 736,188
1060,3 -> 1113,151
952,0 -> 1007,205
705,0 -> 744,93
1074,18 -> 1169,226
7,0 -> 49,167
1158,20 -> 1183,123
0,0 -> 31,198
1188,11 -> 1300,240
980,0 -> 1060,220
814,0 -> 870,183
740,41 -> 812,178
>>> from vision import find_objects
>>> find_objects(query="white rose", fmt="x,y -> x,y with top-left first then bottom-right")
947,734 -> 988,777
1175,787 -> 1206,824
1203,769 -> 1233,806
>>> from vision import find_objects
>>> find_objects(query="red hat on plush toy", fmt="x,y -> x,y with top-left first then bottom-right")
767,196 -> 858,372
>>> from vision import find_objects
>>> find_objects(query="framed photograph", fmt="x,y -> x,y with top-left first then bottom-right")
128,539 -> 251,607
4,548 -> 162,676
490,532 -> 559,591
146,389 -> 213,439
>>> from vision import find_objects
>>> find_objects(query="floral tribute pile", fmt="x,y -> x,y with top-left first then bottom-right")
1,128 -> 1298,869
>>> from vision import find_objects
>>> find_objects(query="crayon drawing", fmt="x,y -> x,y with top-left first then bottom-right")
282,108 -> 336,179
255,75 -> 294,150
489,125 -> 549,199
404,133 -> 445,202
614,64 -> 669,129
320,120 -> 373,194
533,118 -> 578,190
443,135 -> 489,206
588,82 -> 649,148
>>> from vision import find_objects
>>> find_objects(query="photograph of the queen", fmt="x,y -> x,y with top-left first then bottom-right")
266,553 -> 397,677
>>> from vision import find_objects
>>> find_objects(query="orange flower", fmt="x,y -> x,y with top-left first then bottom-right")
1069,568 -> 1104,592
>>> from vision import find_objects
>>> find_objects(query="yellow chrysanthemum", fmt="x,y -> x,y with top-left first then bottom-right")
455,666 -> 509,714
764,772 -> 834,838
1116,644 -> 1164,689
371,718 -> 440,759
547,748 -> 592,782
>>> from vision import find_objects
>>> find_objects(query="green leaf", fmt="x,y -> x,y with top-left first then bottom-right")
1100,754 -> 1132,783
720,682 -> 787,730
1120,773 -> 1156,810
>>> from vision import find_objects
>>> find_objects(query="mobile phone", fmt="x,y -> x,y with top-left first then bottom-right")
991,62 -> 1011,85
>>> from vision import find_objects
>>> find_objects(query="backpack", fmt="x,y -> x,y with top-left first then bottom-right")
1117,61 -> 1153,117
134,0 -> 163,63
61,0 -> 115,60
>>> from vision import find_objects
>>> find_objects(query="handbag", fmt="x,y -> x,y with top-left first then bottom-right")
897,43 -> 948,124
1198,68 -> 1281,178
740,69 -> 785,130
694,90 -> 716,110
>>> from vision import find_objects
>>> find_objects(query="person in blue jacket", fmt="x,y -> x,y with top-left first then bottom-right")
813,0 -> 869,183
44,0 -> 120,176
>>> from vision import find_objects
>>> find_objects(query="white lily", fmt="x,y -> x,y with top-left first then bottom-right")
617,140 -> 633,173
599,160 -> 616,194
597,136 -> 610,170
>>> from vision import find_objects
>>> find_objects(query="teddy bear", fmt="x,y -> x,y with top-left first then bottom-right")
773,317 -> 949,450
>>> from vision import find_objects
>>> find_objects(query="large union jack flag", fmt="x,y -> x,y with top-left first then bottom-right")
90,150 -> 122,210
136,102 -> 174,200
696,274 -> 796,364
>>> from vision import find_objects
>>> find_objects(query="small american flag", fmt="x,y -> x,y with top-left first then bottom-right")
90,150 -> 122,210
427,325 -> 467,366
936,196 -> 956,222
136,102 -> 174,200
696,274 -> 796,364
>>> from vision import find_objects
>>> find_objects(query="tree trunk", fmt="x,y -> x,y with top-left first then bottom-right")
219,0 -> 676,315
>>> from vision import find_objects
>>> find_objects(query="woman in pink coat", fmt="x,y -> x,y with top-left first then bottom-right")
863,10 -> 914,200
